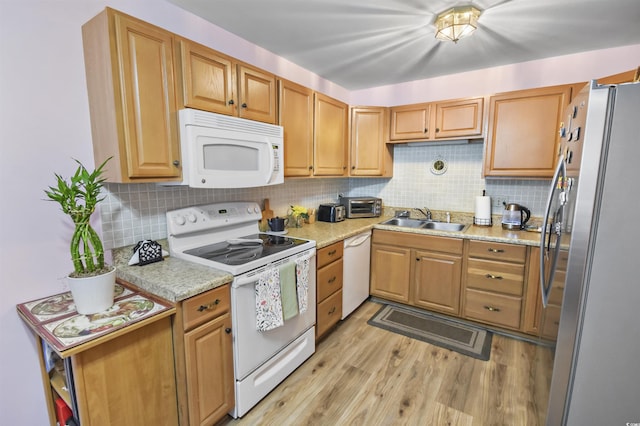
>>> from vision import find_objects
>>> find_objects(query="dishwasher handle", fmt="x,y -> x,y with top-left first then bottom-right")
344,232 -> 371,248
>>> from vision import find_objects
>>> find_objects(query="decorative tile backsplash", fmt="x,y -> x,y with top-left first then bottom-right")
100,142 -> 551,250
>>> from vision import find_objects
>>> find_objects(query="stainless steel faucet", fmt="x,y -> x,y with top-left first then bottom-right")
415,207 -> 432,220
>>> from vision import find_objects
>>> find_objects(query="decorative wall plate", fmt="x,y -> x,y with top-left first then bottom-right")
430,157 -> 448,175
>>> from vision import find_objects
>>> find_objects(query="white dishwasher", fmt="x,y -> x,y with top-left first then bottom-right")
342,230 -> 372,319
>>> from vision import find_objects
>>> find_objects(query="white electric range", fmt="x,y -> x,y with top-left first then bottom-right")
166,201 -> 316,418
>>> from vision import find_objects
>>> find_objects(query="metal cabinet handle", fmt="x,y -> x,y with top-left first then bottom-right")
424,128 -> 428,133
435,128 -> 440,133
484,305 -> 501,312
488,248 -> 505,253
328,276 -> 336,284
308,166 -> 313,170
225,328 -> 232,334
328,250 -> 337,256
485,274 -> 503,280
241,103 -> 247,108
197,299 -> 220,312
228,99 -> 234,105
329,307 -> 336,315
172,160 -> 180,166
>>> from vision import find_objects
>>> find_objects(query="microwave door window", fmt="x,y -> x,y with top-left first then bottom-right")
203,144 -> 259,171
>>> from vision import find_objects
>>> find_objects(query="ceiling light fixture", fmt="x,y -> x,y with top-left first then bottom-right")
434,5 -> 481,43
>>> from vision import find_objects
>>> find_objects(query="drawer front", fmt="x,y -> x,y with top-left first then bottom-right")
182,285 -> 230,331
541,304 -> 561,340
317,241 -> 343,269
468,240 -> 526,263
316,289 -> 342,338
464,288 -> 522,330
317,258 -> 343,302
466,258 -> 525,296
548,269 -> 566,305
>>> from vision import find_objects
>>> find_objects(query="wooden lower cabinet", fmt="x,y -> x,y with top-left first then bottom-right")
523,247 -> 568,340
174,284 -> 234,426
463,240 -> 526,331
370,230 -> 463,316
370,242 -> 411,303
316,241 -> 344,339
413,249 -> 462,316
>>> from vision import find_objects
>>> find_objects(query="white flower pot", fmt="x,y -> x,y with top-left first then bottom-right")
68,267 -> 117,315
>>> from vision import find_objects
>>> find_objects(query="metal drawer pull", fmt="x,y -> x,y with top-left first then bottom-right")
328,276 -> 336,283
485,274 -> 503,280
484,305 -> 501,312
329,307 -> 336,315
328,250 -> 337,256
488,248 -> 505,253
197,299 -> 220,312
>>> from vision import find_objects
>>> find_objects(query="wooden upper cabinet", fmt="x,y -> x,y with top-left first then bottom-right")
176,38 -> 276,124
237,64 -> 277,123
82,8 -> 181,182
175,38 -> 236,115
350,107 -> 392,177
484,85 -> 571,178
597,67 -> 640,85
279,79 -> 314,177
313,93 -> 348,176
389,103 -> 431,140
434,97 -> 484,139
389,97 -> 484,142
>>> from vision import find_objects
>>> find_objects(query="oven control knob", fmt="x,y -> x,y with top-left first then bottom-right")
187,213 -> 197,223
254,206 -> 260,214
174,215 -> 186,226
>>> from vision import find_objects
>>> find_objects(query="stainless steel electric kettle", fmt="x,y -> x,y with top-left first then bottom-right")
501,203 -> 531,230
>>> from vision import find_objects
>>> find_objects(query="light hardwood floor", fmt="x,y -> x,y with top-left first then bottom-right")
221,301 -> 553,426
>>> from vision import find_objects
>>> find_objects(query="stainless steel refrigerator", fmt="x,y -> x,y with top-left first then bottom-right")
538,80 -> 640,425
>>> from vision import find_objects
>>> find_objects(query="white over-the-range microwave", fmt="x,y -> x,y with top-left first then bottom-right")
167,108 -> 284,189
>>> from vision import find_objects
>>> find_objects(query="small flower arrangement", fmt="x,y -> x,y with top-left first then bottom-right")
290,205 -> 309,220
289,205 -> 309,228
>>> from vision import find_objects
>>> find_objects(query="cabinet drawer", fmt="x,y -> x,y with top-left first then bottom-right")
468,240 -> 526,263
317,289 -> 342,338
541,304 -> 561,340
466,258 -> 525,296
464,288 -> 522,330
182,285 -> 230,331
548,269 -> 566,305
318,258 -> 343,302
317,242 -> 343,269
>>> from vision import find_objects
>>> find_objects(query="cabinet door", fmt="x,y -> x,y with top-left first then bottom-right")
413,250 -> 462,316
83,9 -> 181,182
176,38 -> 236,115
350,107 -> 392,177
313,93 -> 348,176
389,104 -> 431,141
72,317 -> 178,425
370,243 -> 411,303
434,97 -> 483,139
484,85 -> 570,177
237,64 -> 277,124
114,11 -> 180,179
279,79 -> 314,177
184,313 -> 234,426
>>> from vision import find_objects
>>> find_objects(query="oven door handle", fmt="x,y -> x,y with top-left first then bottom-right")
231,248 -> 316,289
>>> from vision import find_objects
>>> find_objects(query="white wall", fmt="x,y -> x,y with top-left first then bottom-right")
1,0 -> 637,423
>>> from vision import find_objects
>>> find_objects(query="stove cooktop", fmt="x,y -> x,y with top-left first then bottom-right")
183,233 -> 311,266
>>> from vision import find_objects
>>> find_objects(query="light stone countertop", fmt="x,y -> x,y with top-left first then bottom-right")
112,240 -> 233,303
111,213 -> 544,302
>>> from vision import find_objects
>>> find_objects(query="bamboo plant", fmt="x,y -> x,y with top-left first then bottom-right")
45,158 -> 111,277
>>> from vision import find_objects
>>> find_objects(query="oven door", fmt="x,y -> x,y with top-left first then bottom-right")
230,251 -> 316,381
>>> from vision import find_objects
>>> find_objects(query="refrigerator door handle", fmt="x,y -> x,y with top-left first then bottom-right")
540,157 -> 566,307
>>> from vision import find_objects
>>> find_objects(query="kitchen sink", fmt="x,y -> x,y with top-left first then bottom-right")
379,218 -> 427,228
380,217 -> 468,232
